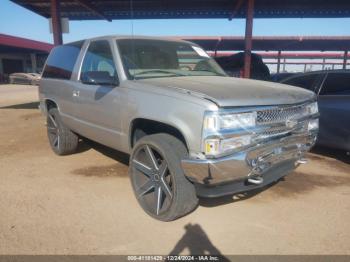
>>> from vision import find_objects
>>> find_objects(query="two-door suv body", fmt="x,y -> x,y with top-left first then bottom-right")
39,36 -> 319,221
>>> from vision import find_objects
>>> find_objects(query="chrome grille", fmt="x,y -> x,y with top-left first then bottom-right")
257,104 -> 309,124
258,122 -> 308,139
259,126 -> 291,138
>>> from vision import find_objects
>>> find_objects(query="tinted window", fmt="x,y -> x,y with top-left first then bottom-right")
42,41 -> 83,80
320,73 -> 350,95
283,74 -> 320,91
80,40 -> 117,81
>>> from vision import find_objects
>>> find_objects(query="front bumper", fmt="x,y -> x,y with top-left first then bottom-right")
182,132 -> 317,197
194,159 -> 296,198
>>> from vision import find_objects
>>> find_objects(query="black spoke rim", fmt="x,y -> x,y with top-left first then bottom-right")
131,145 -> 173,216
47,113 -> 60,150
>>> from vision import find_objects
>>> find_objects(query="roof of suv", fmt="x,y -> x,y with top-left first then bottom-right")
65,35 -> 194,46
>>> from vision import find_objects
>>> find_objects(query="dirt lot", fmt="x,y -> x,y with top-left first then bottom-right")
0,84 -> 349,255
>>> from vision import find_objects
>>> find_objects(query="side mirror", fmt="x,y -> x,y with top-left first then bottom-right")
81,71 -> 119,86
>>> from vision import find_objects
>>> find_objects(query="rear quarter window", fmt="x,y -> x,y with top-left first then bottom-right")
42,41 -> 83,80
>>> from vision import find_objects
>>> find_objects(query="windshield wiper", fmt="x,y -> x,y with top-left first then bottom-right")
133,70 -> 186,78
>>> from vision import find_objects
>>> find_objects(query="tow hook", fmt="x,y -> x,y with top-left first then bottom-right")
296,158 -> 308,165
296,149 -> 308,165
247,166 -> 264,185
247,175 -> 264,185
295,145 -> 308,165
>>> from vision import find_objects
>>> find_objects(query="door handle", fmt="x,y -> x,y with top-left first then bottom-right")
73,90 -> 80,97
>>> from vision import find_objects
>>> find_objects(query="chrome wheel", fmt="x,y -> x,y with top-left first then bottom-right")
47,112 -> 60,150
131,144 -> 173,216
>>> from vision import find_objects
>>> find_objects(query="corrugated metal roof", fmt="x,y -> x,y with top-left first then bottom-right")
10,0 -> 350,20
0,34 -> 53,53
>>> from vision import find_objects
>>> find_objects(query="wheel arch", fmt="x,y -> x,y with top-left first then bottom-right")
129,118 -> 189,152
43,98 -> 60,114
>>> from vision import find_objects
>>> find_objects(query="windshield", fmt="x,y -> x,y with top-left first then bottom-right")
117,39 -> 227,80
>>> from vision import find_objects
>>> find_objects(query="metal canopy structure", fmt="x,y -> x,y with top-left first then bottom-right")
178,36 -> 350,73
179,36 -> 350,52
10,0 -> 350,20
10,0 -> 350,78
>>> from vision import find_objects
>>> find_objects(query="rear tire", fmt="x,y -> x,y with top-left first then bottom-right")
47,108 -> 78,155
129,133 -> 198,221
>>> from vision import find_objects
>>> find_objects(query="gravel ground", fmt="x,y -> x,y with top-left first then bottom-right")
0,84 -> 349,255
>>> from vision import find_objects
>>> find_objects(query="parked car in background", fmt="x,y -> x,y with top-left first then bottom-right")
281,70 -> 350,151
270,72 -> 295,82
9,73 -> 41,85
31,74 -> 41,86
0,73 -> 9,83
214,52 -> 271,81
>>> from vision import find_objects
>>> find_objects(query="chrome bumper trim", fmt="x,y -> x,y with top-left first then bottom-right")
194,159 -> 297,198
182,133 -> 317,185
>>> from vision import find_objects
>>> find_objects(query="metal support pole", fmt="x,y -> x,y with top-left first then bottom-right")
30,53 -> 37,73
51,0 -> 63,45
243,0 -> 254,78
213,38 -> 222,58
283,58 -> 286,72
343,50 -> 348,69
276,50 -> 281,74
322,58 -> 326,70
304,64 -> 307,73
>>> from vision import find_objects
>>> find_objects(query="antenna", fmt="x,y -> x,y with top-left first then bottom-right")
130,0 -> 134,37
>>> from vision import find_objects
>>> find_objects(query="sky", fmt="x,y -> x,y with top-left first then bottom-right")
1,0 -> 350,44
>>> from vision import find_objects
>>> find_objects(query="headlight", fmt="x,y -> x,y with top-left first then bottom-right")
203,110 -> 257,157
204,111 -> 256,131
306,102 -> 318,115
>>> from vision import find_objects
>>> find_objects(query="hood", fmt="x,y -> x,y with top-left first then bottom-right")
138,76 -> 315,107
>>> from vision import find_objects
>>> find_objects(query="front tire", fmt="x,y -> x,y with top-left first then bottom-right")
47,108 -> 78,155
129,134 -> 198,221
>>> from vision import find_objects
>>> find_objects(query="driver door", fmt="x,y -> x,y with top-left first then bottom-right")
72,40 -> 123,149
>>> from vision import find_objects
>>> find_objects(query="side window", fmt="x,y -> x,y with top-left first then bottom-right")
319,73 -> 350,95
42,41 -> 83,80
80,40 -> 117,83
283,74 -> 320,91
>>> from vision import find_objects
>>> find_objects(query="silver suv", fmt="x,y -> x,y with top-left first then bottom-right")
39,36 -> 319,221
